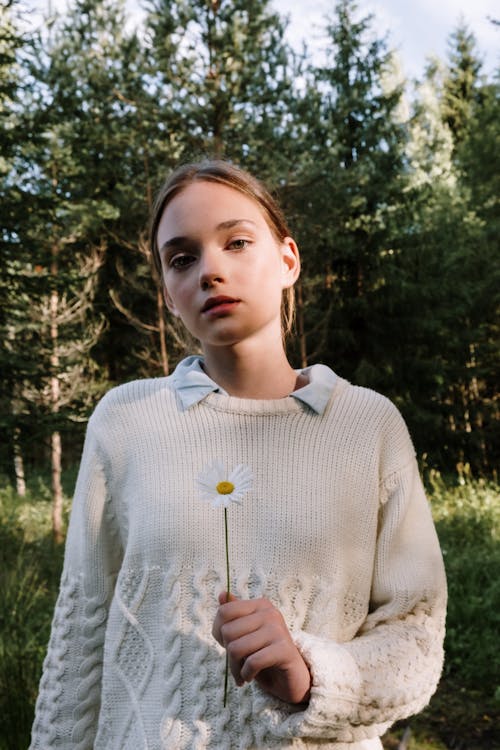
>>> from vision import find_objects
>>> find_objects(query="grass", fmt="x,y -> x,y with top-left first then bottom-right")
0,470 -> 499,749
0,477 -> 69,750
384,470 -> 500,750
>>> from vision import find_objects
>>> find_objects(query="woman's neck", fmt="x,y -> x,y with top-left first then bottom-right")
201,340 -> 306,400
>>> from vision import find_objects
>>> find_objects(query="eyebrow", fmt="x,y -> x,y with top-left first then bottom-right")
160,219 -> 257,254
217,219 -> 257,230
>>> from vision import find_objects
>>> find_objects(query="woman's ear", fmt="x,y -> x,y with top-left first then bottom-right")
280,237 -> 301,289
162,280 -> 180,317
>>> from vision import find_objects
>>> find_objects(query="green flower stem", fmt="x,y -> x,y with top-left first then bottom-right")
224,507 -> 230,707
224,507 -> 230,598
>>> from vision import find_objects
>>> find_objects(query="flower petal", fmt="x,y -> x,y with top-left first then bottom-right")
228,464 -> 253,490
197,461 -> 253,509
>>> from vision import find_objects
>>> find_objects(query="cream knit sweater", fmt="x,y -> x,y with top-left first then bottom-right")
30,365 -> 447,750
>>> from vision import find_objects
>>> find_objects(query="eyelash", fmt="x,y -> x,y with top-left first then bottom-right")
227,238 -> 249,250
168,239 -> 250,270
169,254 -> 195,270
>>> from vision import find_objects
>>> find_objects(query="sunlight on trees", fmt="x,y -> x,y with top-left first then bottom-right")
1,0 -> 498,534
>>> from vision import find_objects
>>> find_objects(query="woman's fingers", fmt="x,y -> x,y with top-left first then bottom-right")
212,595 -> 264,644
212,594 -> 312,702
218,591 -> 238,605
238,640 -> 290,684
212,596 -> 304,687
221,611 -> 264,646
225,622 -> 278,681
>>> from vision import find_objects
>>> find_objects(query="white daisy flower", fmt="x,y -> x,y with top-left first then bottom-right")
197,461 -> 253,508
197,460 -> 253,706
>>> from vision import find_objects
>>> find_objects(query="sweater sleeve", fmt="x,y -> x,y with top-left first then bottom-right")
255,422 -> 447,743
30,418 -> 123,750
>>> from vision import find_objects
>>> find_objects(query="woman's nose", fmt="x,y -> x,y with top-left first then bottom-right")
199,248 -> 225,289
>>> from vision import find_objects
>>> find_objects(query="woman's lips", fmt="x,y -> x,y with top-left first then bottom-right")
201,296 -> 240,315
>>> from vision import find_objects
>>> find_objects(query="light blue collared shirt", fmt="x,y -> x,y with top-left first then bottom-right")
171,356 -> 337,415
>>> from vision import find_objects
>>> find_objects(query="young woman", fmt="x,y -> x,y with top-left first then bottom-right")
30,160 -> 447,750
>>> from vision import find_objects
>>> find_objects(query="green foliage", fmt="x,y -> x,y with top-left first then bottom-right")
429,471 -> 500,693
442,21 -> 483,145
284,0 -> 408,383
0,478 -> 67,749
145,0 -> 299,169
0,0 -> 498,481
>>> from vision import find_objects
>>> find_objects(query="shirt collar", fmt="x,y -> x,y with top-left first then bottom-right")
171,356 -> 336,414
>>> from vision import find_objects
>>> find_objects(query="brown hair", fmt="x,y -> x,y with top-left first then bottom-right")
149,159 -> 297,336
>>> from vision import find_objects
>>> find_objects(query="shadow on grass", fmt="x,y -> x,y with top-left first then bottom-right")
384,677 -> 500,750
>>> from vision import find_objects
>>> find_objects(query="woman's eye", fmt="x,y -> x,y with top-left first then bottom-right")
228,239 -> 249,250
169,254 -> 195,270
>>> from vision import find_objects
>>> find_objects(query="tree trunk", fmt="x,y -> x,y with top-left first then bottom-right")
144,149 -> 170,377
157,287 -> 169,375
51,429 -> 64,544
50,249 -> 64,544
13,426 -> 26,497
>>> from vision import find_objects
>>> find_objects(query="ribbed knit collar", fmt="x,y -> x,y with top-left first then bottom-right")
171,355 -> 337,414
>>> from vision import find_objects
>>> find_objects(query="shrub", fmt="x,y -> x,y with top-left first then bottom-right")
428,471 -> 500,696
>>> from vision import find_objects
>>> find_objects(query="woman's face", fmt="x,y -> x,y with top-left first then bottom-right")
156,180 -> 299,350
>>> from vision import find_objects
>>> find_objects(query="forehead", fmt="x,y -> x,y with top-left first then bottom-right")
157,180 -> 269,238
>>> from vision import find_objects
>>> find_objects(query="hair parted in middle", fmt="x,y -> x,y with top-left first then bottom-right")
149,159 -> 297,337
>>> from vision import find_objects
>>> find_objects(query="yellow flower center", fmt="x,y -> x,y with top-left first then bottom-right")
216,481 -> 235,495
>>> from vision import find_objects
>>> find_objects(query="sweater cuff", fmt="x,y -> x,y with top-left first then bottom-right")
251,630 -> 385,743
292,630 -> 363,721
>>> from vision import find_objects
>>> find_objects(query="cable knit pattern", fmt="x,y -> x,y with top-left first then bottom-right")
30,362 -> 446,750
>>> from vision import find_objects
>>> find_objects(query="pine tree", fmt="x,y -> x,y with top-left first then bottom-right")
39,0 -> 165,383
442,20 -> 483,145
287,0 -> 407,380
379,54 -> 498,472
141,0 -> 305,370
144,0 -> 299,173
9,0 -> 127,539
453,71 -> 500,471
0,0 -> 37,490
433,27 -> 499,472
407,58 -> 456,190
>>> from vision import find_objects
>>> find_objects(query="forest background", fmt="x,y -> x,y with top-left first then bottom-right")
0,0 -> 499,748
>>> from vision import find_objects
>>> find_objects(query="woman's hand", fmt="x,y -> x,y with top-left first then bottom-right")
212,593 -> 312,704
